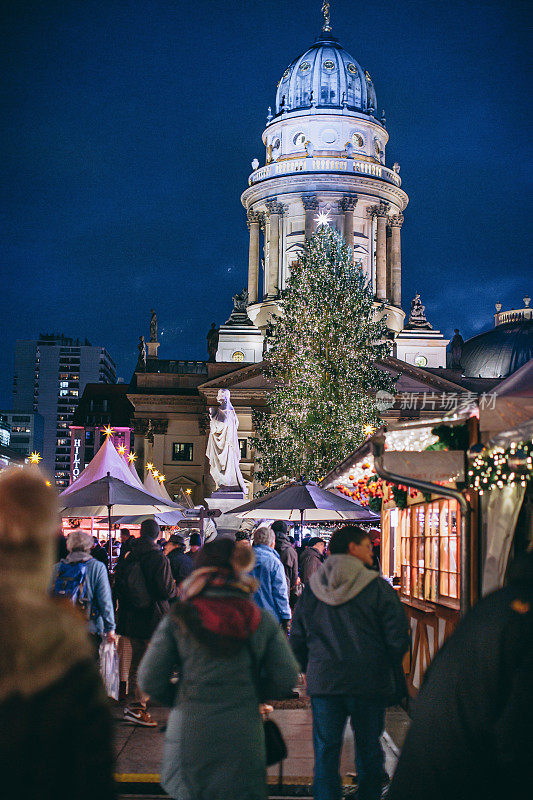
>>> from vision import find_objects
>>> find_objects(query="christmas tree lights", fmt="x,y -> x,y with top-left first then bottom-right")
468,440 -> 532,494
252,223 -> 395,484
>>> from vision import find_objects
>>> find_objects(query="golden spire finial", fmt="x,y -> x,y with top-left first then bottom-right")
321,1 -> 332,32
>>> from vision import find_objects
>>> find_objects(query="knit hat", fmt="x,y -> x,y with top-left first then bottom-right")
140,519 -> 160,539
271,520 -> 289,536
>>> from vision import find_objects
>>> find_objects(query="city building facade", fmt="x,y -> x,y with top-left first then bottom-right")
13,334 -> 116,486
0,411 -> 44,458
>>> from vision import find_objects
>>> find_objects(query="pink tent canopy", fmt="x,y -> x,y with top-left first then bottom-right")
61,436 -> 142,496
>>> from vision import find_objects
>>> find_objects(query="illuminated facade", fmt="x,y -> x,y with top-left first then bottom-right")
232,9 -> 408,356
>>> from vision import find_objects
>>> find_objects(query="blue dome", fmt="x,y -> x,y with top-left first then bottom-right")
275,33 -> 377,116
461,319 -> 533,378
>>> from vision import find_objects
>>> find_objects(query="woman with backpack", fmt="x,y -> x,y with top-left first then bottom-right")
51,528 -> 116,655
137,538 -> 300,800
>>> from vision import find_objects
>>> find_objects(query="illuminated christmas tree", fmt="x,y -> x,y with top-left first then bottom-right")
252,220 -> 395,485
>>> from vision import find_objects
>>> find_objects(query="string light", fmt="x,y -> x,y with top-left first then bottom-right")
468,440 -> 532,493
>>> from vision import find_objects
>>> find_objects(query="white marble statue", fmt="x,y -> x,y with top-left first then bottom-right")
206,389 -> 246,493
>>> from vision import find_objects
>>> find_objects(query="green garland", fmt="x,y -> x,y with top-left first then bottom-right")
468,440 -> 532,494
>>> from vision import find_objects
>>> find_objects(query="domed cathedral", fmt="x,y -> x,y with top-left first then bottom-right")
240,2 -> 408,339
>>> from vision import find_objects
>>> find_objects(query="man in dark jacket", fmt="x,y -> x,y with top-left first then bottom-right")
388,551 -> 533,800
164,533 -> 194,586
291,525 -> 409,800
117,528 -> 134,562
299,536 -> 326,585
115,519 -> 176,727
272,521 -> 299,604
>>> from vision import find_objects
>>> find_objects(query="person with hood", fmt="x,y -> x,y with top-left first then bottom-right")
388,550 -> 533,800
114,518 -> 176,726
0,467 -> 116,800
250,525 -> 292,629
272,520 -> 299,603
51,528 -> 116,654
164,533 -> 194,585
137,538 -> 300,800
299,536 -> 326,586
290,525 -> 409,800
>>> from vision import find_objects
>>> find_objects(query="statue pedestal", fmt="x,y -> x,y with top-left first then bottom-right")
146,341 -> 159,359
206,490 -> 246,538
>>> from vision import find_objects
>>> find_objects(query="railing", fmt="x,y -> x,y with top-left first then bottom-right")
494,308 -> 532,326
248,157 -> 402,188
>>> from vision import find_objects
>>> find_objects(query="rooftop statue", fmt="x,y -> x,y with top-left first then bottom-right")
207,323 -> 219,362
150,309 -> 157,342
137,335 -> 146,371
450,329 -> 464,370
206,389 -> 246,494
407,293 -> 433,330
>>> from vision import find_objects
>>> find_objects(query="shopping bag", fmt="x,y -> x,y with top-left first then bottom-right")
99,640 -> 119,700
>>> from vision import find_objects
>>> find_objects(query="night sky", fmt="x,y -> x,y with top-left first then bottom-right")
2,0 -> 531,406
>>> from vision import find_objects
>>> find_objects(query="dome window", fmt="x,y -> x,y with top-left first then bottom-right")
347,63 -> 358,75
293,132 -> 306,146
414,355 -> 428,367
232,351 -> 245,362
299,61 -> 311,73
321,128 -> 337,145
272,138 -> 281,150
352,133 -> 365,148
323,59 -> 336,71
282,69 -> 290,80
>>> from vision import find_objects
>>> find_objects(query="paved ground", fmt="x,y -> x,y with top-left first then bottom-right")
113,699 -> 410,798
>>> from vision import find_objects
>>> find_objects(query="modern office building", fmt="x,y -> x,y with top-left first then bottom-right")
12,334 -> 116,486
0,411 -> 44,457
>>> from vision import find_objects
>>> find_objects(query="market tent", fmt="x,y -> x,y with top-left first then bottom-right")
127,457 -> 145,489
61,436 -> 141,496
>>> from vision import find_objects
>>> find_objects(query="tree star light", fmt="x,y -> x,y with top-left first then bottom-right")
146,462 -> 154,471
127,452 -> 137,463
29,451 -> 42,464
102,425 -> 114,438
117,444 -> 126,455
315,211 -> 331,227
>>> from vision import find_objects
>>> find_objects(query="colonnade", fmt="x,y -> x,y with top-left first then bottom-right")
245,195 -> 403,308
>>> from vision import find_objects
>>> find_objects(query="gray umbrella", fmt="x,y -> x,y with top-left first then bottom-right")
59,473 -> 182,541
232,478 -> 379,530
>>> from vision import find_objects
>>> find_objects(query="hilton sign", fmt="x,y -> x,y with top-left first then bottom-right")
69,427 -> 85,484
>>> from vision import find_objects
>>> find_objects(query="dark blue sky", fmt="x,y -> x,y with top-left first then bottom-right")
2,0 -> 531,406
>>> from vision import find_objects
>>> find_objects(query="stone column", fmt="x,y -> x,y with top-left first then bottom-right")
369,201 -> 390,300
389,213 -> 404,307
265,201 -> 283,298
246,210 -> 261,304
302,195 -> 319,239
340,196 -> 357,256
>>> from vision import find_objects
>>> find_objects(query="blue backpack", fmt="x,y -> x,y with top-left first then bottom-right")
52,560 -> 96,619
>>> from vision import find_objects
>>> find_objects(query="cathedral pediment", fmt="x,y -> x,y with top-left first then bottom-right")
198,362 -> 273,399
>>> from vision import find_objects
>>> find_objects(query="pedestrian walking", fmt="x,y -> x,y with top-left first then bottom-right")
114,519 -> 176,726
291,525 -> 409,800
51,528 -> 116,655
188,531 -> 202,554
117,528 -> 134,562
388,550 -> 533,800
250,525 -> 291,630
137,538 -> 300,800
299,536 -> 326,585
91,536 -> 109,569
0,467 -> 116,800
164,533 -> 194,585
272,520 -> 300,604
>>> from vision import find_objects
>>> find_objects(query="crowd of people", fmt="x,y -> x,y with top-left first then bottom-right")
0,465 -> 531,800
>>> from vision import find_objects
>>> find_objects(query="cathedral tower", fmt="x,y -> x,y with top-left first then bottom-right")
241,4 -> 408,337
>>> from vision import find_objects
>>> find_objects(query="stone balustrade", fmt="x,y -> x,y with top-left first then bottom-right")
248,157 -> 402,187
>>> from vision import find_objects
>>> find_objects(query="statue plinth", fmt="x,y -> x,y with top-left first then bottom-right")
206,490 -> 246,537
146,341 -> 159,359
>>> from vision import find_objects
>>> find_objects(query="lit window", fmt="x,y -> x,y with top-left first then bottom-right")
232,351 -> 245,362
172,443 -> 193,462
239,439 -> 247,459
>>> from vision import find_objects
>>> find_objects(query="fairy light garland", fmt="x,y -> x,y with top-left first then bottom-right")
468,440 -> 532,495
